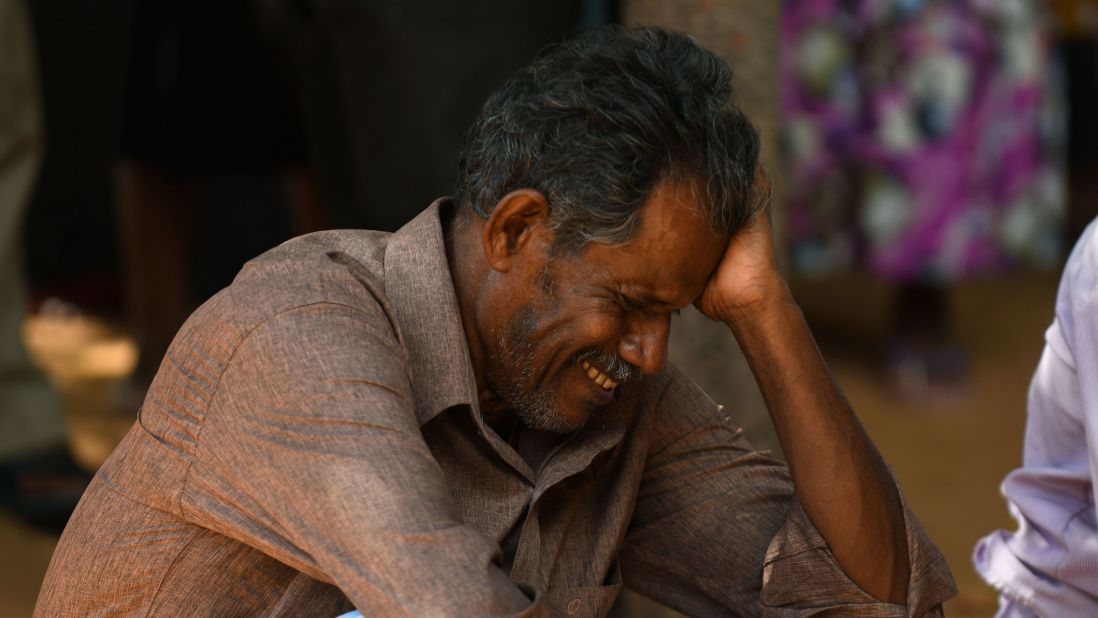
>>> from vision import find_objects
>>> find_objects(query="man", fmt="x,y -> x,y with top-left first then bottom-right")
974,218 -> 1098,617
37,27 -> 955,616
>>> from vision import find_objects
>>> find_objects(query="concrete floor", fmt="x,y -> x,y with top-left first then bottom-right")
3,271 -> 1057,616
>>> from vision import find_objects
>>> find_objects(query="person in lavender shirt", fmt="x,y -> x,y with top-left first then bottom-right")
974,219 -> 1098,617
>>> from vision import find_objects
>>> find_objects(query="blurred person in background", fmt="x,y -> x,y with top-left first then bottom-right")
0,0 -> 90,531
114,0 -> 326,402
781,0 -> 1063,398
973,215 -> 1098,616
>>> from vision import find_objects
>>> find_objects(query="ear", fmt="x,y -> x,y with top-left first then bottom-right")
482,189 -> 551,272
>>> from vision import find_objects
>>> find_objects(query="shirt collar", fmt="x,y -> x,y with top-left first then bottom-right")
384,198 -> 479,426
383,199 -> 637,457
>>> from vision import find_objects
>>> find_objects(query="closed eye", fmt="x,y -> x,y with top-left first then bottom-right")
617,293 -> 682,316
615,293 -> 648,312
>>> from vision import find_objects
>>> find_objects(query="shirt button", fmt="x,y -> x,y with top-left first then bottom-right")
567,598 -> 581,614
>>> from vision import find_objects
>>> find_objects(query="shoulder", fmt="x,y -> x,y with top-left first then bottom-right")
163,230 -> 406,394
624,364 -> 734,454
1057,221 -> 1098,347
233,230 -> 392,315
206,230 -> 399,340
1062,222 -> 1098,308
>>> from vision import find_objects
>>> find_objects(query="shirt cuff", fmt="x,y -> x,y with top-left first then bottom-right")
759,491 -> 956,616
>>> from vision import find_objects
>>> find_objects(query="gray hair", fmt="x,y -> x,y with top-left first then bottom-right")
454,25 -> 764,251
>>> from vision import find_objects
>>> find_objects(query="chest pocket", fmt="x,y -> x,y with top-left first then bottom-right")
550,560 -> 623,617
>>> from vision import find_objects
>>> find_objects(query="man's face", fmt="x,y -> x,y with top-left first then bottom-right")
485,179 -> 729,433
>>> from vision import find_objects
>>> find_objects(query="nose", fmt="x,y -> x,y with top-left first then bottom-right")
617,312 -> 671,376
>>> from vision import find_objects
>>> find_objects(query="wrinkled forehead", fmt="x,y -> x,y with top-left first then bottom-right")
577,179 -> 728,307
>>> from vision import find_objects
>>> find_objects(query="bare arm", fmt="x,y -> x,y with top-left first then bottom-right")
696,207 -> 909,603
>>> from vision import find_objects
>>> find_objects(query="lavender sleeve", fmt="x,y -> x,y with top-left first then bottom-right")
974,220 -> 1098,616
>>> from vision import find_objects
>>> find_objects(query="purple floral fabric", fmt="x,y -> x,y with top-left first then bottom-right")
781,0 -> 1064,281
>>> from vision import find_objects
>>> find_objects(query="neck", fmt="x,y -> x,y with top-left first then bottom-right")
444,211 -> 501,416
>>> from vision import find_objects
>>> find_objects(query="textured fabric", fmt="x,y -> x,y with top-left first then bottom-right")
974,219 -> 1098,616
781,0 -> 1063,281
37,201 -> 955,616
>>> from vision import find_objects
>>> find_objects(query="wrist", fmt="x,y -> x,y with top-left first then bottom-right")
718,274 -> 796,331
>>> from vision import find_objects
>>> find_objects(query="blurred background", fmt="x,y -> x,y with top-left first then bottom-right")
1,0 -> 1094,616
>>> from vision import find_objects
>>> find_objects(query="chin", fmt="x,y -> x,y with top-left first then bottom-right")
515,397 -> 594,434
495,365 -> 602,434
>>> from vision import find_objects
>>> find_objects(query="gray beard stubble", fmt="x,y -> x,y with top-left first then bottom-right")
492,305 -> 582,434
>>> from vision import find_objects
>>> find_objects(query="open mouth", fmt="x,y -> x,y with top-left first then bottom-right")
581,360 -> 618,391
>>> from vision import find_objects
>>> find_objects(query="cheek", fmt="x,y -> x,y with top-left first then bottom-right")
524,292 -> 625,371
543,308 -> 623,356
579,311 -> 623,340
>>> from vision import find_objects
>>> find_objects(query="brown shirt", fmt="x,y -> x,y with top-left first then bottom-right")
36,202 -> 956,617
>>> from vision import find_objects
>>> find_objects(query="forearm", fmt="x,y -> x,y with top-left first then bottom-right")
726,281 -> 909,604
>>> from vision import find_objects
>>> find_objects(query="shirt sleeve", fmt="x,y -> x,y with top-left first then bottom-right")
619,367 -> 956,616
972,221 -> 1098,615
180,302 -> 544,616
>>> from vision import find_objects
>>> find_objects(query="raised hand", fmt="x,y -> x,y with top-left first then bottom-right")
695,186 -> 790,329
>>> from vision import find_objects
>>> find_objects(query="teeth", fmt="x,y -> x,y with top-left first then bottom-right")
580,359 -> 617,391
